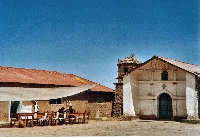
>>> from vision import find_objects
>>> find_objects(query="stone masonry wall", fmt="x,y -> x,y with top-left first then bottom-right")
113,84 -> 123,117
196,76 -> 200,118
113,58 -> 140,117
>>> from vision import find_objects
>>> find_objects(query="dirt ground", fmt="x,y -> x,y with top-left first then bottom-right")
0,119 -> 200,136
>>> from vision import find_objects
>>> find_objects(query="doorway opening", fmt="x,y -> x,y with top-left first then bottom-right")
10,101 -> 20,118
159,93 -> 172,119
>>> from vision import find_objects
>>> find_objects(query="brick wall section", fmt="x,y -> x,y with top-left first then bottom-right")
0,101 -> 9,122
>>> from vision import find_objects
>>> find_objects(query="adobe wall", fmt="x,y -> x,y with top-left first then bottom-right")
0,101 -> 9,122
63,91 -> 114,118
0,81 -> 114,121
22,101 -> 65,113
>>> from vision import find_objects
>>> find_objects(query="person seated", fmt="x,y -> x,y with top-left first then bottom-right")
58,107 -> 65,113
66,106 -> 75,113
66,106 -> 76,124
57,107 -> 65,124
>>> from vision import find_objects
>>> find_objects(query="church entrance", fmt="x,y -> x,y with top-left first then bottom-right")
159,93 -> 172,119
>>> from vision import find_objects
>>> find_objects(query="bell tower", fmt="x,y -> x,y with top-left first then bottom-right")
113,53 -> 141,117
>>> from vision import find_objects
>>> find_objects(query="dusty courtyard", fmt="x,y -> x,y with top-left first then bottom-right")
0,119 -> 200,136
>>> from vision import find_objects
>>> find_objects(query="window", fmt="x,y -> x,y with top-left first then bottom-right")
161,71 -> 168,80
124,67 -> 129,73
97,95 -> 103,103
49,98 -> 61,104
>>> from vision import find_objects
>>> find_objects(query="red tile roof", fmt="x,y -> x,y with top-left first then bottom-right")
156,56 -> 200,76
133,55 -> 200,76
0,66 -> 114,92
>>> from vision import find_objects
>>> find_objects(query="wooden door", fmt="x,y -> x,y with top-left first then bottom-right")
159,93 -> 172,119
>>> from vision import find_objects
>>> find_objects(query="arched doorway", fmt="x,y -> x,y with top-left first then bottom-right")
159,93 -> 172,119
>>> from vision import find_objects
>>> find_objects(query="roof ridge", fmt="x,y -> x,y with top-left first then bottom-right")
69,73 -> 113,90
125,55 -> 200,77
157,56 -> 200,67
0,65 -> 72,75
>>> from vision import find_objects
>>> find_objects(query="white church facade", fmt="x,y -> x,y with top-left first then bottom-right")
121,55 -> 200,120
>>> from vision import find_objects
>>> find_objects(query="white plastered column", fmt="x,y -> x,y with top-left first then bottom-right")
123,75 -> 135,116
186,72 -> 198,120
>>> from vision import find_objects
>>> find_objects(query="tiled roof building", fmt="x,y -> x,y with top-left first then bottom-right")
0,66 -> 114,122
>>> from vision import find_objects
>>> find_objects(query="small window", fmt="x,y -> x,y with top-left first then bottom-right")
124,67 -> 129,73
97,95 -> 103,103
161,71 -> 168,80
49,98 -> 61,104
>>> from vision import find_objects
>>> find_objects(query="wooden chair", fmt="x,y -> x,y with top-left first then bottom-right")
38,112 -> 48,126
51,112 -> 59,126
32,113 -> 39,126
65,112 -> 70,124
76,115 -> 84,124
26,118 -> 34,127
58,112 -> 66,125
10,113 -> 18,127
85,111 -> 90,124
68,113 -> 76,125
75,111 -> 85,124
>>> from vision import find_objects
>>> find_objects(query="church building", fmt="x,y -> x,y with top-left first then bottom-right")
114,54 -> 200,120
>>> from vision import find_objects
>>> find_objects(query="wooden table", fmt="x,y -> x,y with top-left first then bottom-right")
18,113 -> 34,128
68,112 -> 86,124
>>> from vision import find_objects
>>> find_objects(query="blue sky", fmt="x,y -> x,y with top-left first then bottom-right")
0,0 -> 199,89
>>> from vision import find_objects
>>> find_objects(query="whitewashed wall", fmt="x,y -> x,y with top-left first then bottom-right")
186,72 -> 198,119
123,74 -> 135,116
123,59 -> 189,118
